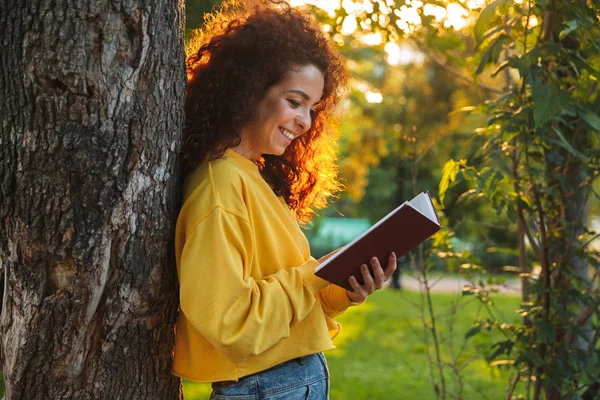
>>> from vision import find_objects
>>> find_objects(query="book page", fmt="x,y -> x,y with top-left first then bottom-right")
408,192 -> 437,223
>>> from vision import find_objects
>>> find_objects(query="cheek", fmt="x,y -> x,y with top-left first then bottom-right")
255,96 -> 297,132
257,99 -> 286,125
275,102 -> 296,121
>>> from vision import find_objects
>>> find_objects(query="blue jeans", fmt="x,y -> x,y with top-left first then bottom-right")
210,352 -> 329,400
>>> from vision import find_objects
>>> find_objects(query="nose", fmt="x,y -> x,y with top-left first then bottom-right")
294,109 -> 312,133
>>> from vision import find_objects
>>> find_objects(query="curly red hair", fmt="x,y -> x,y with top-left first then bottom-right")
184,0 -> 348,223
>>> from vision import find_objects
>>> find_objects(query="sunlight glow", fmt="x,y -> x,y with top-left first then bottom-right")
466,0 -> 486,8
423,3 -> 469,31
360,32 -> 383,46
289,0 -> 338,16
292,0 -> 476,37
445,3 -> 469,30
365,91 -> 383,103
354,81 -> 370,93
341,15 -> 358,35
385,42 -> 425,66
342,0 -> 373,14
291,0 -> 478,67
521,15 -> 539,28
529,15 -> 539,28
394,5 -> 421,33
423,4 -> 447,21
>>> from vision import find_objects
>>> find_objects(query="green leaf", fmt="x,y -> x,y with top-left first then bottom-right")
488,340 -> 514,361
486,170 -> 503,195
511,43 -> 562,82
516,193 -> 531,210
482,24 -> 507,43
475,34 -> 513,76
559,20 -> 578,41
460,167 -> 478,181
577,106 -> 600,131
462,286 -> 475,296
439,159 -> 466,204
551,126 -> 589,160
570,57 -> 600,79
490,359 -> 515,367
537,320 -> 557,343
506,206 -> 516,223
465,324 -> 482,339
501,130 -> 520,142
474,0 -> 510,46
532,85 -> 572,126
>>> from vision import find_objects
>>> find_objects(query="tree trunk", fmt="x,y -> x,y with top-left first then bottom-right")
0,0 -> 185,398
563,164 -> 593,351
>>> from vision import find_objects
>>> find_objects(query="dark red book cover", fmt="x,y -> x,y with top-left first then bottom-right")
315,191 -> 441,291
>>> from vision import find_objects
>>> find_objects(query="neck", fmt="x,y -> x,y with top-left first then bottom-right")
230,136 -> 259,161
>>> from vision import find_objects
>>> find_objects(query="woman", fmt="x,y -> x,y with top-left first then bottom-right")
172,1 -> 397,398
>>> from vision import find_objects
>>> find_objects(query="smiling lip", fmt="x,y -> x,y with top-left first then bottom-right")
279,127 -> 296,142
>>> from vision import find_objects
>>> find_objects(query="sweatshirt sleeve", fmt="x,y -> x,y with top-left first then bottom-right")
178,206 -> 330,364
316,283 -> 361,340
318,284 -> 357,318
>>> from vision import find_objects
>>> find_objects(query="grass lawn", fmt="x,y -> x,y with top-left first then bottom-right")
0,290 -> 520,399
183,289 -> 522,399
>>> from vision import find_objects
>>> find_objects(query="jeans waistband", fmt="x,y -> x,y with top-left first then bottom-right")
211,352 -> 329,398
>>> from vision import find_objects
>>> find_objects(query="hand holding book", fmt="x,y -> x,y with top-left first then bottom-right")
315,191 -> 441,291
346,252 -> 397,303
319,249 -> 397,303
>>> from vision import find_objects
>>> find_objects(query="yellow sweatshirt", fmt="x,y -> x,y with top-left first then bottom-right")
172,149 -> 355,383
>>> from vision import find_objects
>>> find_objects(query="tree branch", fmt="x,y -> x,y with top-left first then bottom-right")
516,206 -> 542,258
408,36 -> 504,95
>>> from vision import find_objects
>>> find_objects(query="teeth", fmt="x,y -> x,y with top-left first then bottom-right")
280,128 -> 294,140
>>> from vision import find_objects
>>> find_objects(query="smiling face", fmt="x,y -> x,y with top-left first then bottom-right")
234,64 -> 325,161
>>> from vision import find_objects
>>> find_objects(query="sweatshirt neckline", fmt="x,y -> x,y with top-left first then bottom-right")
223,149 -> 260,173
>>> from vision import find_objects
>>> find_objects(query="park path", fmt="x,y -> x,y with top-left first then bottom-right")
396,275 -> 521,294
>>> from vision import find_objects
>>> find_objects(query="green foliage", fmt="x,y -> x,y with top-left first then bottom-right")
446,0 -> 600,396
476,34 -> 513,75
186,0 -> 221,30
439,159 -> 466,205
531,84 -> 571,126
474,0 -> 511,47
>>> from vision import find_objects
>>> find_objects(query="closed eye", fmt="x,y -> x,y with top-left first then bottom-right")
287,98 -> 318,118
287,99 -> 301,108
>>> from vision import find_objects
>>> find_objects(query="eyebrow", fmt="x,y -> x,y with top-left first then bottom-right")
286,89 -> 320,106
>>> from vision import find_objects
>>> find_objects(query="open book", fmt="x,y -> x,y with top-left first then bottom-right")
315,191 -> 442,291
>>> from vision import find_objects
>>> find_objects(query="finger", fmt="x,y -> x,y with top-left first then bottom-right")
383,252 -> 398,281
369,257 -> 385,289
361,263 -> 376,293
349,276 -> 367,299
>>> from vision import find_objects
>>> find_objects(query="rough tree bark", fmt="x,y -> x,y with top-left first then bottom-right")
0,0 -> 185,398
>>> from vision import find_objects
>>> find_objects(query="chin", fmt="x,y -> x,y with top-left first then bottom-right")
267,147 -> 287,156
